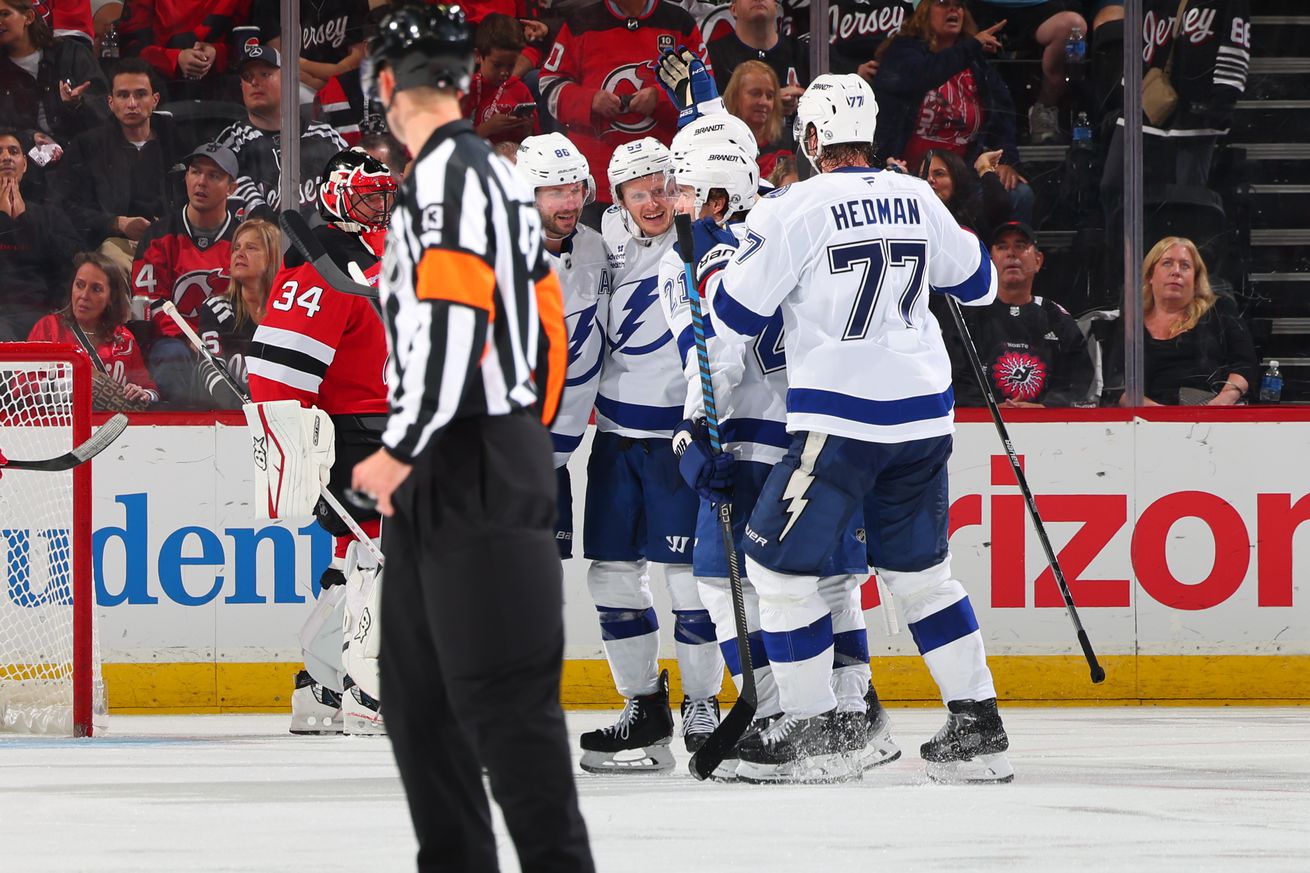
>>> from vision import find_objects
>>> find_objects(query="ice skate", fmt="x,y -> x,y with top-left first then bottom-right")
921,698 -> 1013,784
289,669 -> 343,735
579,669 -> 675,774
341,675 -> 385,736
834,683 -> 902,770
680,695 -> 720,753
735,710 -> 858,784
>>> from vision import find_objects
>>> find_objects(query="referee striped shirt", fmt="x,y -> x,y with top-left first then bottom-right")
380,119 -> 567,464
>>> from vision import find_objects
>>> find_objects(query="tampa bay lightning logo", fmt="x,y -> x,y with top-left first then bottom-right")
608,276 -> 672,355
565,302 -> 602,387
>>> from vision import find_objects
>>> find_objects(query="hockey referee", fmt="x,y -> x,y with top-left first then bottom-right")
350,5 -> 594,871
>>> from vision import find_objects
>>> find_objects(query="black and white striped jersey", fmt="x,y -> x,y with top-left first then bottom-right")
214,119 -> 348,214
379,119 -> 567,464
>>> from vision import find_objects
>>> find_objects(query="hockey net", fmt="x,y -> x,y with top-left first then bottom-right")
0,343 -> 105,736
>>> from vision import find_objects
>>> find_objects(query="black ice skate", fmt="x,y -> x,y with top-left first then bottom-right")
680,695 -> 720,753
920,698 -> 1013,784
834,682 -> 902,770
289,669 -> 342,735
735,710 -> 857,784
579,669 -> 675,774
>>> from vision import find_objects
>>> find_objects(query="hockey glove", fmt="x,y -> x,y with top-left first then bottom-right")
695,242 -> 739,295
672,418 -> 735,503
657,47 -> 722,128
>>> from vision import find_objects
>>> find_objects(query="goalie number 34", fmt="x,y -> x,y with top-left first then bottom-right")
271,281 -> 324,318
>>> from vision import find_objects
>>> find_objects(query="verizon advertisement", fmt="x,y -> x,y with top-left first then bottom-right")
80,416 -> 1308,672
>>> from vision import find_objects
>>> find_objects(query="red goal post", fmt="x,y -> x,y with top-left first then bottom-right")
0,342 -> 101,736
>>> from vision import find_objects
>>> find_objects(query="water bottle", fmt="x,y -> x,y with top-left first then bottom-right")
101,22 -> 119,60
1072,111 -> 1092,147
1065,26 -> 1086,83
1259,360 -> 1284,404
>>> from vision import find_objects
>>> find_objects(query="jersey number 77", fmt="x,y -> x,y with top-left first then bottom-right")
829,239 -> 928,341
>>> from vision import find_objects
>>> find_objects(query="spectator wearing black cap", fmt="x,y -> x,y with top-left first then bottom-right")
132,141 -> 239,402
0,126 -> 83,340
54,58 -> 185,272
214,44 -> 348,216
951,221 -> 1093,407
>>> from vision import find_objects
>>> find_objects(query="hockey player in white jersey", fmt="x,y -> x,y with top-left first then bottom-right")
702,73 -> 1013,784
516,133 -> 612,561
655,90 -> 898,780
577,137 -> 724,774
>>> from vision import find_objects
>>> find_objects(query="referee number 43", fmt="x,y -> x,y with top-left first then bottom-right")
271,281 -> 323,318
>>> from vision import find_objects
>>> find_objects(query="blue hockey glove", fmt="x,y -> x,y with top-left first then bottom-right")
672,418 -> 735,503
656,47 -> 720,127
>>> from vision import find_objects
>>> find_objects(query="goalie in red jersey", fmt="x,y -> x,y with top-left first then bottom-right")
244,148 -> 397,737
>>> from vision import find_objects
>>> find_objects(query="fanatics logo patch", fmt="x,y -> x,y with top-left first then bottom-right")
421,204 -> 443,233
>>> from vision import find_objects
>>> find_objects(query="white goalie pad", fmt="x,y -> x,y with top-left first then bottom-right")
342,541 -> 383,701
244,400 -> 336,519
299,583 -> 347,693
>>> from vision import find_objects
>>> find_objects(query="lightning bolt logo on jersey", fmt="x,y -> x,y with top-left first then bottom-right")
609,276 -> 671,355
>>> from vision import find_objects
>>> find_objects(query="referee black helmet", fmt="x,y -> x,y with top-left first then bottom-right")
368,3 -> 474,94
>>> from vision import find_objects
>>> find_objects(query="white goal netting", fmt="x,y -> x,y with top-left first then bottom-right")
0,354 -> 106,735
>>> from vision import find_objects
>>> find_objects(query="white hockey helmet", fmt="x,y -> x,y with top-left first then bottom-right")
794,73 -> 878,171
607,136 -> 674,204
672,140 -> 759,218
516,132 -> 595,205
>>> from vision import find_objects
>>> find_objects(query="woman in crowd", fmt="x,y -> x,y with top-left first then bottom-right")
723,59 -> 795,180
28,251 -> 158,408
0,0 -> 106,149
195,218 -> 280,408
1136,237 -> 1258,406
872,0 -> 1032,221
913,147 -> 1012,244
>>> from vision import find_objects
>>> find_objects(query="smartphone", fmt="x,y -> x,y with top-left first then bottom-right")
510,102 -> 537,118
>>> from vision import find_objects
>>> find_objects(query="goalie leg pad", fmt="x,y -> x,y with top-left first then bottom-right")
342,540 -> 383,701
299,580 -> 347,693
244,400 -> 336,519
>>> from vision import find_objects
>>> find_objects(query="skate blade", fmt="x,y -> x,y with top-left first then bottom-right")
579,744 -> 675,774
708,756 -> 739,782
342,711 -> 386,736
736,753 -> 860,785
856,724 -> 902,770
926,752 -> 1014,784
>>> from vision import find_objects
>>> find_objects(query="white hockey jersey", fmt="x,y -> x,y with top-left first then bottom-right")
657,221 -> 790,465
710,167 -> 996,444
547,223 -> 613,467
596,205 -> 688,439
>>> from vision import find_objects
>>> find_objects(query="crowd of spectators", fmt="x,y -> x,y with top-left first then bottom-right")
0,0 -> 1261,409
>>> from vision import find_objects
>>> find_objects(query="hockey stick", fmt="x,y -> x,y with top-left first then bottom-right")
675,215 -> 758,780
278,210 -> 379,300
945,296 -> 1105,684
160,301 -> 385,567
4,412 -> 127,471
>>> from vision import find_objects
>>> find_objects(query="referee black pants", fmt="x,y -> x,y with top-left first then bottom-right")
380,412 -> 594,873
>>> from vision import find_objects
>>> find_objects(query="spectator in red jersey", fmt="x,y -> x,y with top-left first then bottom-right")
253,0 -> 369,142
132,141 -> 238,402
707,0 -> 806,114
54,58 -> 185,273
32,0 -> 93,45
461,14 -> 538,146
28,251 -> 160,407
539,0 -> 709,214
117,0 -> 251,100
722,59 -> 792,179
0,0 -> 107,150
0,128 -> 83,340
196,216 -> 277,407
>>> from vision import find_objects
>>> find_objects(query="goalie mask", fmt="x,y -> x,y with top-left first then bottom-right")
794,73 -> 879,172
319,148 -> 398,232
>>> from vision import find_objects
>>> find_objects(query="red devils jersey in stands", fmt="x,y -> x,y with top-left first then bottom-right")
33,0 -> 94,43
119,0 -> 253,78
27,315 -> 160,400
132,207 -> 237,337
540,0 -> 708,203
246,223 -> 388,415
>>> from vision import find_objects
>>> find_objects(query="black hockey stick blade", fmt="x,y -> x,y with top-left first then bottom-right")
6,412 -> 128,471
278,210 -> 379,299
689,694 -> 757,780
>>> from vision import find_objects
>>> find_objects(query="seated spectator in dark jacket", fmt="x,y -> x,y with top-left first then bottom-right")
132,142 -> 239,402
54,58 -> 184,272
0,0 -> 107,149
873,0 -> 1032,220
117,0 -> 251,101
0,128 -> 83,340
1136,236 -> 1257,406
708,0 -> 807,116
951,221 -> 1093,407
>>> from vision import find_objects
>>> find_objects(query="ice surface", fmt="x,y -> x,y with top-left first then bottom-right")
3,708 -> 1309,872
